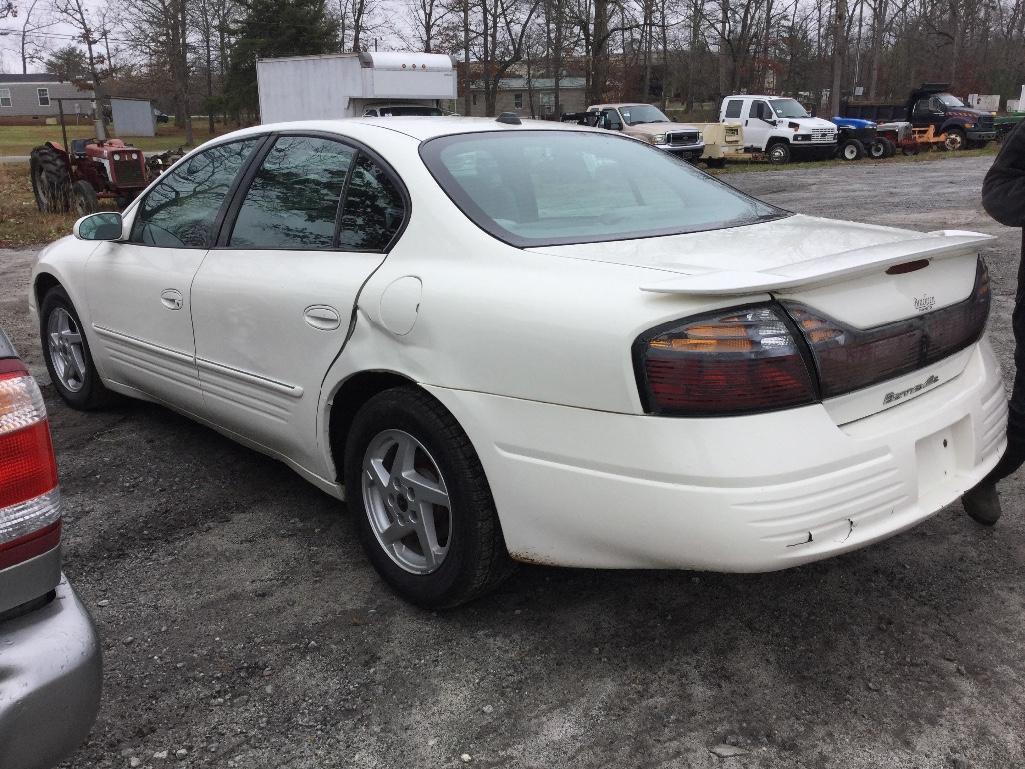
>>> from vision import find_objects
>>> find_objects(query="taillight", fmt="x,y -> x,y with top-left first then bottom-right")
783,258 -> 990,398
0,360 -> 61,571
634,304 -> 817,416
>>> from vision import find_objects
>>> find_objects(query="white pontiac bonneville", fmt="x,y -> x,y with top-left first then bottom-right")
31,116 -> 1006,607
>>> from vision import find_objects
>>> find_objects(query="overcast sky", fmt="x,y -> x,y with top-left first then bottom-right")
0,0 -> 408,74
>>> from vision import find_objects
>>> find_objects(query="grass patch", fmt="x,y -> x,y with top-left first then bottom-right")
0,122 -> 234,156
0,163 -> 76,248
713,144 -> 998,174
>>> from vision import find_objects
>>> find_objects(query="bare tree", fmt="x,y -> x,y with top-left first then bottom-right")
52,0 -> 109,136
16,0 -> 55,74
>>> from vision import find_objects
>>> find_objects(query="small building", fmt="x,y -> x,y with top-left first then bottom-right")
0,73 -> 95,125
466,77 -> 587,119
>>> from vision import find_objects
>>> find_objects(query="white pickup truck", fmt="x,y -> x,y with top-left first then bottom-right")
720,95 -> 838,164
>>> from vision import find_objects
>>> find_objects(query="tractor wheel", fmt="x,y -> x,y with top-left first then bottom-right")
705,157 -> 727,169
902,143 -> 919,156
29,145 -> 71,214
868,139 -> 887,159
840,139 -> 865,161
881,137 -> 897,157
71,180 -> 99,216
767,141 -> 791,165
944,127 -> 967,151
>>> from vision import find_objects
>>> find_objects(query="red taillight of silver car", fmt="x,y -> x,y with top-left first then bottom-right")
0,360 -> 61,571
635,258 -> 990,416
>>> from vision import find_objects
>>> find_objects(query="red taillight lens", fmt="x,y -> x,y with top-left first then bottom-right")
783,258 -> 991,398
0,363 -> 61,570
634,304 -> 817,416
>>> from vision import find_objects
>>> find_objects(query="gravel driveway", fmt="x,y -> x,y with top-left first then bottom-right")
1,155 -> 1023,769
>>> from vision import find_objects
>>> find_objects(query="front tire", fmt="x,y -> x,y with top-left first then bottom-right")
944,127 -> 967,151
39,286 -> 115,410
840,139 -> 865,160
344,387 -> 513,608
868,139 -> 887,159
71,180 -> 99,216
766,141 -> 791,164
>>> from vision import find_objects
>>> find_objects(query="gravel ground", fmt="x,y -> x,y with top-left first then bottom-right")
2,154 -> 1024,769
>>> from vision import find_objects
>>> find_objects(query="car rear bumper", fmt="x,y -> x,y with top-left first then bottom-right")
0,575 -> 101,769
426,340 -> 1005,571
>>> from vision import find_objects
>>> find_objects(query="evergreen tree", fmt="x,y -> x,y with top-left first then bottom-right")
225,0 -> 340,118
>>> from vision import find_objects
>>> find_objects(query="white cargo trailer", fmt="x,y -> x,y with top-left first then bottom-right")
256,51 -> 457,123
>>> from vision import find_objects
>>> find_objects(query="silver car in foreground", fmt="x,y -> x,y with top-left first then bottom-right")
0,327 -> 101,769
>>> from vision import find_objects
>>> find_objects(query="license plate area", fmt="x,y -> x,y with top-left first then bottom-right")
915,416 -> 970,497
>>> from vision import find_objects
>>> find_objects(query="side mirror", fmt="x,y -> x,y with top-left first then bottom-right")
74,212 -> 123,241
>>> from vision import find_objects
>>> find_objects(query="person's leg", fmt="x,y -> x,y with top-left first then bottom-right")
963,263 -> 1025,524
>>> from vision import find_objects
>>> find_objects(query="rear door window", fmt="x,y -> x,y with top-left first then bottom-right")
724,100 -> 744,119
228,136 -> 356,249
337,154 -> 406,251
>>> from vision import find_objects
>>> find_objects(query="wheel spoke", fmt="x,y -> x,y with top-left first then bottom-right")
395,433 -> 418,475
401,470 -> 449,507
413,507 -> 443,568
366,457 -> 391,493
61,329 -> 82,344
380,520 -> 415,544
66,347 -> 87,381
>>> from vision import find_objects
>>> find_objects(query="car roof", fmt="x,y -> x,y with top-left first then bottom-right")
211,116 -> 598,145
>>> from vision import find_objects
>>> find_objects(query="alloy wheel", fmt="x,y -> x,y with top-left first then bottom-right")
361,429 -> 453,575
47,307 -> 87,393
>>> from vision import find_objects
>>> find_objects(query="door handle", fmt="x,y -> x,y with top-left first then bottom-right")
303,305 -> 341,331
160,289 -> 183,310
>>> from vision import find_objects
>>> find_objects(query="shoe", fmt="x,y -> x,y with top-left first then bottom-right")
962,483 -> 1002,526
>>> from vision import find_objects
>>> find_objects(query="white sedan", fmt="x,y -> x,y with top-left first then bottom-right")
30,117 -> 1005,607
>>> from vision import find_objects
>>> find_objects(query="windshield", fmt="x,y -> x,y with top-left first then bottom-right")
419,131 -> 786,247
619,104 -> 670,125
769,98 -> 810,119
379,106 -> 444,116
936,94 -> 966,108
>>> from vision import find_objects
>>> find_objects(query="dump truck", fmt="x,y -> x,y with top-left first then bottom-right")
842,83 -> 997,150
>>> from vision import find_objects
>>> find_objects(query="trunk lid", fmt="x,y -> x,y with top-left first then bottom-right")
530,215 -> 994,422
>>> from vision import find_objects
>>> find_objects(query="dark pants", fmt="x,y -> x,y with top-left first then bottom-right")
984,245 -> 1025,485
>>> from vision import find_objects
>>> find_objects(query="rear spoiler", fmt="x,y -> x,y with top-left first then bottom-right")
639,230 -> 994,296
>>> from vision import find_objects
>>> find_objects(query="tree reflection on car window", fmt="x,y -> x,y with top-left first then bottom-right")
338,155 -> 404,251
131,139 -> 259,248
229,136 -> 355,249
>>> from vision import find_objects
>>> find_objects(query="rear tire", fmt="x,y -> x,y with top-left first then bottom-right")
71,180 -> 99,216
343,387 -> 513,608
881,137 -> 896,157
868,139 -> 887,159
766,141 -> 791,164
39,286 -> 116,410
29,145 -> 71,214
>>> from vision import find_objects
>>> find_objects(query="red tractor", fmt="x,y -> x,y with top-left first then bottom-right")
29,96 -> 155,216
30,137 -> 150,216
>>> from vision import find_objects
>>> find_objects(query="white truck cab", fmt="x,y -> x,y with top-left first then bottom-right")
720,95 -> 837,164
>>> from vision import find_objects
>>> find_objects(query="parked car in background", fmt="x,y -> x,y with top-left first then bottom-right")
0,327 -> 101,769
843,84 -> 997,150
32,117 -> 1005,608
720,94 -> 838,163
362,104 -> 446,117
587,103 -> 705,162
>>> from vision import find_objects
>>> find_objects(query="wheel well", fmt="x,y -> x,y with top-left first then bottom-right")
767,137 -> 790,146
34,272 -> 61,310
328,370 -> 419,480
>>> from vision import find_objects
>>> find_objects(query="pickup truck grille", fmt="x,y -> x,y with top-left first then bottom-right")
810,129 -> 836,142
666,131 -> 700,146
976,115 -> 995,131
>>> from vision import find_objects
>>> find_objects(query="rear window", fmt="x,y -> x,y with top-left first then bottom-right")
419,131 -> 784,247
